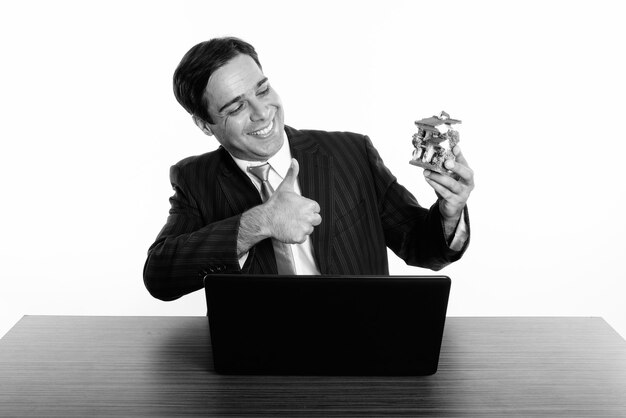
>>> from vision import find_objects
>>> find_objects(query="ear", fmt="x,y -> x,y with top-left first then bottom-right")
192,115 -> 214,136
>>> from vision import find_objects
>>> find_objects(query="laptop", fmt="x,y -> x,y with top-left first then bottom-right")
204,275 -> 451,376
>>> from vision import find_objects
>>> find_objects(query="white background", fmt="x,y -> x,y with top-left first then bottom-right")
1,0 -> 625,339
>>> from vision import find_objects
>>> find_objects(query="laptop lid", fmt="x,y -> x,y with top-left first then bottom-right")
204,275 -> 450,376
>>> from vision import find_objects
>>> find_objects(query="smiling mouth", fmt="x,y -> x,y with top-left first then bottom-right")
248,119 -> 274,137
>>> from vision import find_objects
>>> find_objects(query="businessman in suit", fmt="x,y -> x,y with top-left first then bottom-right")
144,37 -> 474,301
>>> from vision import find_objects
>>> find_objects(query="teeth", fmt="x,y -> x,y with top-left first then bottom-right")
250,120 -> 273,136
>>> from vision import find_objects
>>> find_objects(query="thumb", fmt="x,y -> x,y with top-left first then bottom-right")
277,158 -> 299,191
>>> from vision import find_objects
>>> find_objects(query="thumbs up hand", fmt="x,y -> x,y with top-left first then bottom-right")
264,159 -> 322,244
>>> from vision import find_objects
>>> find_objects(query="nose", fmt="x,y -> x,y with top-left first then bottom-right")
249,97 -> 270,122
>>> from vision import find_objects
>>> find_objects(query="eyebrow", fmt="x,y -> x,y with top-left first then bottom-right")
217,77 -> 269,114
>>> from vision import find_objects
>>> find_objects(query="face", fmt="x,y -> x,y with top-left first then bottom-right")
200,54 -> 285,161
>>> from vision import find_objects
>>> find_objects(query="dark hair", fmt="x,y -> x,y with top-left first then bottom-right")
173,37 -> 262,124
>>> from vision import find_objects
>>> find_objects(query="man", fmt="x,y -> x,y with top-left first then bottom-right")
144,37 -> 473,301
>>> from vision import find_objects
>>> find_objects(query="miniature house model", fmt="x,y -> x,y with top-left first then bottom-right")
409,111 -> 461,175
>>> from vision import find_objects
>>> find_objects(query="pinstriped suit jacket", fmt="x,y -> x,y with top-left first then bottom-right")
144,126 -> 469,300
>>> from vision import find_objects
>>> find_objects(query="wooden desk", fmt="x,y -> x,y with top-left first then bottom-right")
0,316 -> 624,417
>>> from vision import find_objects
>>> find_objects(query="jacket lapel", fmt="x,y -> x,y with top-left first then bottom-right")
216,147 -> 260,214
287,126 -> 334,274
216,148 -> 277,273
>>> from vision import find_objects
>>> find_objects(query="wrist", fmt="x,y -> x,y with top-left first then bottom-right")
237,206 -> 272,256
439,205 -> 462,242
443,215 -> 460,239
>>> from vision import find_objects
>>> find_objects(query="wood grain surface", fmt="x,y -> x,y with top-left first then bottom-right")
0,316 -> 624,417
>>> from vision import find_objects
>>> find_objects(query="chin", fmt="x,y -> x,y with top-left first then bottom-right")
260,141 -> 284,160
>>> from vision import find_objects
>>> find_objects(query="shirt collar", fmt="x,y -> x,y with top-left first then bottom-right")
229,129 -> 292,178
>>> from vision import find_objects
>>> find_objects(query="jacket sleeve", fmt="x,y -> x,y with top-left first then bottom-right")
143,164 -> 244,301
364,136 -> 470,271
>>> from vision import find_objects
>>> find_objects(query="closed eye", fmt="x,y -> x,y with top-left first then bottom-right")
228,102 -> 245,115
257,85 -> 270,96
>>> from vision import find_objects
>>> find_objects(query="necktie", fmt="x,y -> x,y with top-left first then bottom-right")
247,163 -> 297,275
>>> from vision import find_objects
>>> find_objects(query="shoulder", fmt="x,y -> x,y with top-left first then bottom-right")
286,125 -> 371,156
169,147 -> 231,186
286,125 -> 367,142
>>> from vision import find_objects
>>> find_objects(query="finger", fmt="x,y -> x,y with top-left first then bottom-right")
301,198 -> 320,214
424,177 -> 454,200
423,170 -> 442,199
277,158 -> 299,192
452,145 -> 469,168
311,213 -> 322,226
295,225 -> 315,244
444,158 -> 474,187
424,169 -> 463,195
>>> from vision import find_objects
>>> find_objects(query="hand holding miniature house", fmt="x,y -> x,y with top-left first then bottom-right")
410,111 -> 461,176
